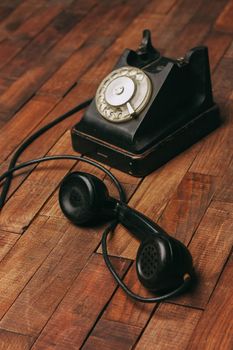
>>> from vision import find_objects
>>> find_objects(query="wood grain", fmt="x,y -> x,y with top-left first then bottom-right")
98,261 -> 156,329
31,254 -> 131,349
0,97 -> 57,163
0,0 -> 94,80
0,329 -> 33,350
0,0 -> 71,71
203,31 -> 232,71
0,215 -> 68,319
214,157 -> 233,203
135,304 -> 202,350
177,200 -> 233,308
0,132 -> 78,233
0,225 -> 116,337
0,231 -> 18,261
158,172 -> 217,244
190,101 -> 233,176
215,0 -> 233,33
82,319 -> 142,350
188,253 -> 233,350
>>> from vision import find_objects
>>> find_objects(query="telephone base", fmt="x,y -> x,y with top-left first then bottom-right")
71,104 -> 220,177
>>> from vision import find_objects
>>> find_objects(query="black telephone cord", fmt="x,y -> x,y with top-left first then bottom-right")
0,100 -> 191,303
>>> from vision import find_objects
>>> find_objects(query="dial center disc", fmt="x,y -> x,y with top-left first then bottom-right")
104,76 -> 135,107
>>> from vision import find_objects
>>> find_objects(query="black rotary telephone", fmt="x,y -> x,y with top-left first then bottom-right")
72,30 -> 220,176
0,29 -> 221,304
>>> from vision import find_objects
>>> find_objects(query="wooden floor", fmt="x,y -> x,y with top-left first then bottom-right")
0,0 -> 232,349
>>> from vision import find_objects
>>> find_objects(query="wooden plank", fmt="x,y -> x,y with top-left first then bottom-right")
0,231 -> 19,262
145,0 -> 178,14
158,172 -> 217,244
0,0 -> 149,122
0,0 -> 99,120
0,225 -> 115,337
31,254 -> 131,349
0,77 -> 13,95
0,180 -> 58,233
0,215 -> 69,319
0,131 -> 78,233
135,304 -> 201,350
0,97 -> 58,163
165,19 -> 211,57
0,0 -> 46,40
215,0 -> 233,33
100,261 -> 155,329
37,40 -> 109,99
164,0 -> 230,57
188,253 -> 233,350
0,5 -> 18,25
0,159 -> 36,202
158,0 -> 231,77
124,145 -> 201,221
148,0 -> 209,52
82,319 -> 142,350
203,31 -> 232,71
225,39 -> 233,58
0,1 -> 90,80
214,157 -> 233,203
177,200 -> 233,308
212,56 -> 233,102
0,1 -> 70,71
0,0 -> 22,6
9,2 -> 73,39
0,329 -> 34,350
79,0 -> 205,84
82,271 -> 199,350
190,101 -> 233,176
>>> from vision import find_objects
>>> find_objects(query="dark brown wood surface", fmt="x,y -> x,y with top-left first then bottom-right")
0,0 -> 232,349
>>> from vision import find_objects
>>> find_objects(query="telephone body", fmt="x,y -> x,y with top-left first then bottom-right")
71,30 -> 220,176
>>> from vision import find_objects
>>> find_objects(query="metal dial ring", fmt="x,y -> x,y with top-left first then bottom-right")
95,66 -> 152,123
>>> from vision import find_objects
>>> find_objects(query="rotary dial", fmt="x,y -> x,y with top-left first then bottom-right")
95,66 -> 152,123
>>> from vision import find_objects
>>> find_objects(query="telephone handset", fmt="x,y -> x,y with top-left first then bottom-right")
72,30 -> 220,177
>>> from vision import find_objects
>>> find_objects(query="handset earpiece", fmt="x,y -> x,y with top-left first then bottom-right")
59,172 -> 115,225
